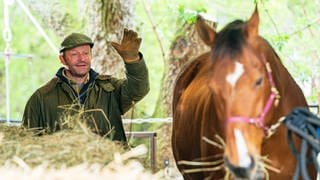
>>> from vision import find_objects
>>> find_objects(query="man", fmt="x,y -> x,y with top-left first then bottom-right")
22,29 -> 149,142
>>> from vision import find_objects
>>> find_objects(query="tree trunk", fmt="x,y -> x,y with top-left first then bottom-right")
25,0 -> 72,38
85,0 -> 136,77
153,19 -> 216,117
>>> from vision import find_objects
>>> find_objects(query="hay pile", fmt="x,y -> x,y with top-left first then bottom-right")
0,124 -> 162,179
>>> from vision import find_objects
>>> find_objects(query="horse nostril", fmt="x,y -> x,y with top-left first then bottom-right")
224,156 -> 255,179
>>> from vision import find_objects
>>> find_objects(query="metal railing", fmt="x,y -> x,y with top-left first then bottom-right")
125,131 -> 157,172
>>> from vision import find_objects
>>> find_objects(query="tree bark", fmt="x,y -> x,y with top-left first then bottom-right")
85,0 -> 136,77
153,19 -> 216,117
24,0 -> 72,38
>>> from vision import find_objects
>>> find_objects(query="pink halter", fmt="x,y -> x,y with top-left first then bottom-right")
227,62 -> 280,134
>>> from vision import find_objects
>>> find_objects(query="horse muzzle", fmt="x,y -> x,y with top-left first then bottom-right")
224,156 -> 265,180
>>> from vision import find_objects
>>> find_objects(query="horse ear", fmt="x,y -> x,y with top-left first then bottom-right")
196,15 -> 217,47
245,5 -> 259,40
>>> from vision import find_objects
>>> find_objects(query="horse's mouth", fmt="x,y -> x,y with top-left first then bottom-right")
224,156 -> 265,180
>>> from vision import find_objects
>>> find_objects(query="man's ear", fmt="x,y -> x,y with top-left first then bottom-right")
59,54 -> 66,65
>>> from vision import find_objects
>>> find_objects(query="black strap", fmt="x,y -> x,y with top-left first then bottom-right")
284,107 -> 320,180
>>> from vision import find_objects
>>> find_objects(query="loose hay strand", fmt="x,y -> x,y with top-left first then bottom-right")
202,134 -> 226,150
183,165 -> 225,173
202,137 -> 224,149
260,156 -> 281,174
178,159 -> 223,166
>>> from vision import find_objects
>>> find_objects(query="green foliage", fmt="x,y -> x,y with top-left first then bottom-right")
268,34 -> 290,51
177,5 -> 207,25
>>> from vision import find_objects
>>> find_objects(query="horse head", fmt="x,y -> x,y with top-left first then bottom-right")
196,7 -> 285,179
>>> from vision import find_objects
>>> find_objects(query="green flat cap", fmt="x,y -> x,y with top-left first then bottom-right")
60,33 -> 94,53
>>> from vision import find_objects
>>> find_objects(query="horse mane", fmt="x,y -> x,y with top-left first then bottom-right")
213,20 -> 246,59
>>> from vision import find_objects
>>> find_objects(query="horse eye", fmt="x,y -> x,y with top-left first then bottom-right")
255,77 -> 263,87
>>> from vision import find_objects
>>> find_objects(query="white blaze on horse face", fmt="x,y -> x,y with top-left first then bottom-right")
226,62 -> 244,87
234,129 -> 251,167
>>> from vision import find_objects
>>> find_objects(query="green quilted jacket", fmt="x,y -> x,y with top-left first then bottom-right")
22,59 -> 149,142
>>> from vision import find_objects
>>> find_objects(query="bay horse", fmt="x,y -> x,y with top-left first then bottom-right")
172,7 -> 316,180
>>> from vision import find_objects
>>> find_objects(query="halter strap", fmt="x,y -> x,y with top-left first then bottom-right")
227,62 -> 280,134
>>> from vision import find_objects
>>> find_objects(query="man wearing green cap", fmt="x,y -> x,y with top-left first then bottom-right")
22,29 -> 149,142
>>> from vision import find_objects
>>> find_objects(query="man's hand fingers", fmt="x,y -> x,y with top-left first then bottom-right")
112,29 -> 141,61
111,42 -> 121,50
135,38 -> 142,46
122,28 -> 130,42
123,28 -> 139,42
129,30 -> 138,39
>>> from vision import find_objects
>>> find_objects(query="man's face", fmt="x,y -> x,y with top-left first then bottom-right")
59,45 -> 92,78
